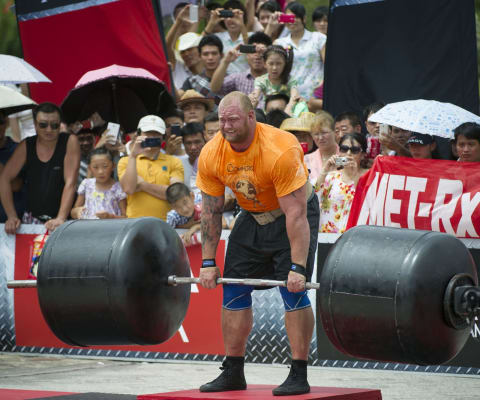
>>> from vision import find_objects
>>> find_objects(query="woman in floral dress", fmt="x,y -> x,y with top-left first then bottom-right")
315,133 -> 369,233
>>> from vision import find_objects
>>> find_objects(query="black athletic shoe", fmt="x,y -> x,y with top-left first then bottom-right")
272,365 -> 310,396
199,360 -> 247,392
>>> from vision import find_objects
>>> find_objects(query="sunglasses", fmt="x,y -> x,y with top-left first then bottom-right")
339,145 -> 362,154
38,121 -> 60,130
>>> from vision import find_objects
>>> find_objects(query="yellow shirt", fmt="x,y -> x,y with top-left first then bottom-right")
117,154 -> 184,220
196,122 -> 308,212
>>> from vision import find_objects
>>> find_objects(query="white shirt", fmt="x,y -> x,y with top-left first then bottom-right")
216,31 -> 252,75
275,30 -> 326,99
172,60 -> 193,91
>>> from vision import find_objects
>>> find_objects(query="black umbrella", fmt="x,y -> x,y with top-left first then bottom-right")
61,65 -> 175,132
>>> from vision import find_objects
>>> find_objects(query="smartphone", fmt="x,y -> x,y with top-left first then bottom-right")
278,13 -> 295,24
379,123 -> 389,136
141,137 -> 163,148
171,124 -> 182,137
219,9 -> 234,18
105,122 -> 120,145
239,44 -> 256,54
189,4 -> 198,22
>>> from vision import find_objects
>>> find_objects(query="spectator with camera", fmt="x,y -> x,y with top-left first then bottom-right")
379,125 -> 411,157
204,0 -> 253,75
117,115 -> 184,221
161,108 -> 186,157
273,2 -> 326,100
178,34 -> 224,106
1,102 -> 81,234
315,133 -> 369,233
166,6 -> 204,92
210,32 -> 272,109
258,1 -> 287,41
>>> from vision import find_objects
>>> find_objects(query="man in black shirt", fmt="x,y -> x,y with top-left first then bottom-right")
0,102 -> 80,234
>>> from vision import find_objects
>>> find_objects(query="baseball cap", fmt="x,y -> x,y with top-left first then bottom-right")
407,132 -> 434,145
137,115 -> 166,134
178,32 -> 201,52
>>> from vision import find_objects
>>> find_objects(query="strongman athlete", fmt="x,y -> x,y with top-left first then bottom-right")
197,92 -> 319,396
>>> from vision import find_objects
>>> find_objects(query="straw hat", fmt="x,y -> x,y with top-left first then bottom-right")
298,111 -> 316,128
279,116 -> 312,133
177,89 -> 214,112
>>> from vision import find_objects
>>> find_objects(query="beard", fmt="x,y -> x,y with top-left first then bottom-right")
221,123 -> 250,144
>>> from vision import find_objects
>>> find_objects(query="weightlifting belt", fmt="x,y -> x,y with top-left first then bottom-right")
250,208 -> 284,225
249,182 -> 314,226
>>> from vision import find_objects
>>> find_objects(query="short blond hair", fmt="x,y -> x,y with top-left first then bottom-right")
311,110 -> 334,132
219,91 -> 254,113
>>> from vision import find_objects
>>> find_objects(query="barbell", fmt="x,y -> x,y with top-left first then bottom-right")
7,218 -> 480,366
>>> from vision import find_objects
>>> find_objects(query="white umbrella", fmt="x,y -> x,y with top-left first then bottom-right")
0,85 -> 37,115
368,99 -> 480,139
0,54 -> 52,84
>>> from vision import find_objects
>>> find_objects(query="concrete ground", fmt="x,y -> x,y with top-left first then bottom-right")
0,352 -> 478,399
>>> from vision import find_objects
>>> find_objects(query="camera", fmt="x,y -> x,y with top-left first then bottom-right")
335,157 -> 348,166
239,44 -> 257,54
278,13 -> 295,24
219,9 -> 234,18
171,124 -> 182,137
141,137 -> 163,148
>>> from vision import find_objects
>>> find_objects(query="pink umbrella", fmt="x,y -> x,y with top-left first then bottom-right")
61,64 -> 174,132
75,64 -> 160,87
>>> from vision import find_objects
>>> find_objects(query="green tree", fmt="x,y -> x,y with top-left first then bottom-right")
0,0 -> 22,56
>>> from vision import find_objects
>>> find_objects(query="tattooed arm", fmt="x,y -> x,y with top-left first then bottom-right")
199,191 -> 225,289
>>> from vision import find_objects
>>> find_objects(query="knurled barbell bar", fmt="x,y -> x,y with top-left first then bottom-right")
6,218 -> 480,366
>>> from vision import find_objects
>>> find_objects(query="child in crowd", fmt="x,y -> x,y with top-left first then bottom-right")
249,45 -> 299,110
71,147 -> 126,219
166,182 -> 202,245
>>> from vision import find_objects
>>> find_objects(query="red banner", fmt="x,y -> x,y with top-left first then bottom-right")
346,156 -> 480,238
14,234 -> 226,355
17,0 -> 170,105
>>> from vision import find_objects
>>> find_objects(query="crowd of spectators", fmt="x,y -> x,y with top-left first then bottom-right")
1,0 -> 480,244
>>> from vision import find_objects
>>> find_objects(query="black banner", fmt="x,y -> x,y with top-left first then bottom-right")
15,0 -> 116,15
324,0 -> 479,118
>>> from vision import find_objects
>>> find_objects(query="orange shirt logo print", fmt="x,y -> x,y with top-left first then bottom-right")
235,178 -> 263,208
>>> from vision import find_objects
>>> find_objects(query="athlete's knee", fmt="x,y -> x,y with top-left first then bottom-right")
279,286 -> 311,312
223,284 -> 254,310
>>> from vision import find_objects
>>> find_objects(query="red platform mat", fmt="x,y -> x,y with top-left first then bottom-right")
138,385 -> 382,400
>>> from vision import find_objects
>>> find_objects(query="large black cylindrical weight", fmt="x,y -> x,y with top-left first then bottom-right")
319,225 -> 478,366
37,218 -> 190,347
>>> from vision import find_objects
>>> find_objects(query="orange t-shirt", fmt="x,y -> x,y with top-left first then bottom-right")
196,122 -> 308,212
